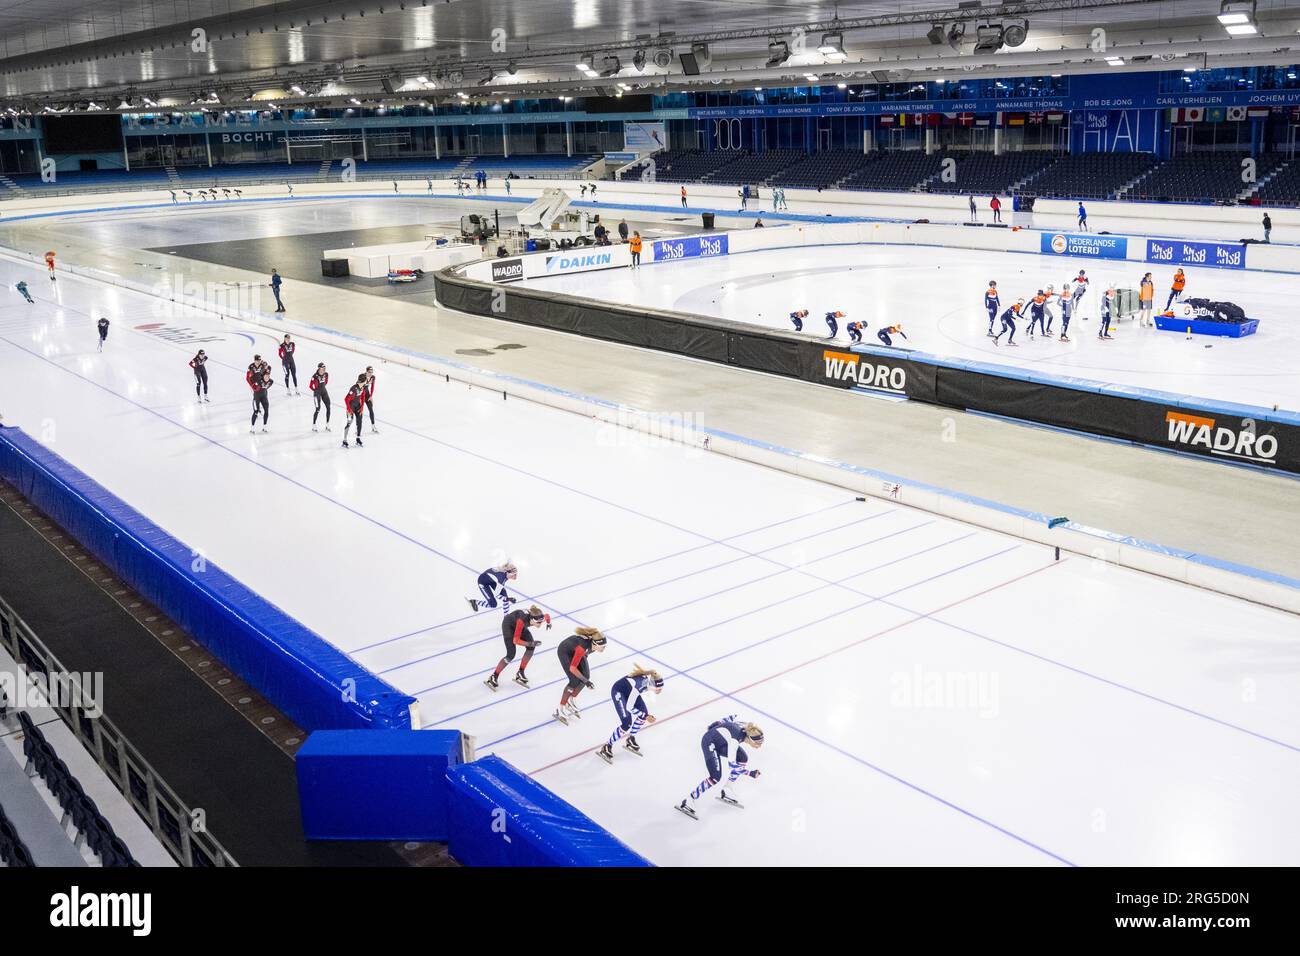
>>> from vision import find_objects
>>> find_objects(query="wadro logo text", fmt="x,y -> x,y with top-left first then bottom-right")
1164,410 -> 1278,464
822,350 -> 907,393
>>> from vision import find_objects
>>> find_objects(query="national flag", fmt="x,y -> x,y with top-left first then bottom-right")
1170,107 -> 1204,123
1226,106 -> 1246,122
974,114 -> 992,127
1207,107 -> 1226,123
1292,106 -> 1300,121
1028,111 -> 1045,124
1007,112 -> 1027,126
1046,110 -> 1065,124
956,112 -> 975,126
878,113 -> 895,126
1247,106 -> 1271,120
925,112 -> 942,127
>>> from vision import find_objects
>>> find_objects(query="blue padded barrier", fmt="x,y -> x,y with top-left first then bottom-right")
297,730 -> 462,840
445,755 -> 652,867
0,426 -> 415,730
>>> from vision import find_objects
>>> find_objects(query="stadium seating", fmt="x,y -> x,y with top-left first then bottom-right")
17,710 -> 140,866
1125,151 -> 1288,203
768,150 -> 881,189
1018,152 -> 1161,200
706,149 -> 804,185
925,150 -> 1060,196
1250,160 -> 1300,207
839,150 -> 946,192
649,149 -> 752,183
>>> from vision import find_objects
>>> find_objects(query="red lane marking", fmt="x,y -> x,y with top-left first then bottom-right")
527,557 -> 1065,775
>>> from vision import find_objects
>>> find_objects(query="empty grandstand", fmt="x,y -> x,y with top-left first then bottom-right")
1018,151 -> 1162,201
925,150 -> 1060,196
839,150 -> 947,192
1126,151 -> 1289,203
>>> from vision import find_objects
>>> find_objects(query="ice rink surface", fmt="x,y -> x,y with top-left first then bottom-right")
3,250 -> 1299,866
523,240 -> 1300,412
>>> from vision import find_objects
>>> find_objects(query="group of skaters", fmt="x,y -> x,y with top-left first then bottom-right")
984,267 -> 1189,346
468,562 -> 766,820
178,333 -> 379,446
788,308 -> 908,347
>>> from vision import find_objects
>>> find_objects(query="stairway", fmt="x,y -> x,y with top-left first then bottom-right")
1114,163 -> 1164,200
163,164 -> 182,187
450,155 -> 476,178
1238,159 -> 1290,202
316,159 -> 333,181
0,174 -> 30,198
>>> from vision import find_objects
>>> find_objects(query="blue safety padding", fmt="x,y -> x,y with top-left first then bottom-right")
297,730 -> 462,840
445,755 -> 652,867
0,426 -> 415,731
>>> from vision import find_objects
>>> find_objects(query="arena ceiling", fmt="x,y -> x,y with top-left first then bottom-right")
2,0 -> 1298,111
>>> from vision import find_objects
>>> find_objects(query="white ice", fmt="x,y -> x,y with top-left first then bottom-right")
523,240 -> 1300,413
2,250 -> 1299,866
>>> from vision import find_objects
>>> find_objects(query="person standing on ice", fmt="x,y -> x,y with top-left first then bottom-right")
96,316 -> 110,351
310,363 -> 331,431
468,562 -> 518,614
680,185 -> 688,208
969,194 -> 978,223
189,350 -> 210,402
597,665 -> 663,763
247,361 -> 272,433
484,604 -> 551,692
989,195 -> 1002,223
1262,212 -> 1272,243
1165,268 -> 1186,312
992,299 -> 1023,347
676,715 -> 764,820
1057,281 -> 1075,342
15,281 -> 34,304
1098,286 -> 1116,340
825,310 -> 844,339
1077,201 -> 1089,232
553,626 -> 606,725
278,334 -> 299,394
984,281 -> 1000,336
1138,273 -> 1155,328
269,268 -> 285,313
341,374 -> 367,448
362,366 -> 378,433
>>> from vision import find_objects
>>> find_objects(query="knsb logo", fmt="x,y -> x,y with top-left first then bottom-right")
822,350 -> 906,393
1165,411 -> 1277,464
545,251 -> 613,273
134,323 -> 226,344
491,258 -> 523,282
1050,234 -> 1068,254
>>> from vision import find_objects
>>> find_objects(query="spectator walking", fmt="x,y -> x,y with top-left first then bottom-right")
990,195 -> 1002,223
1263,212 -> 1272,243
618,219 -> 629,243
681,185 -> 688,208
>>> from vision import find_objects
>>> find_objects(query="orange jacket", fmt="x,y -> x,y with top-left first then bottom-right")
629,236 -> 643,253
1172,271 -> 1186,291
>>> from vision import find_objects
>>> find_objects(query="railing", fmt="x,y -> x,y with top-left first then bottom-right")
0,590 -> 238,867
0,167 -> 585,203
